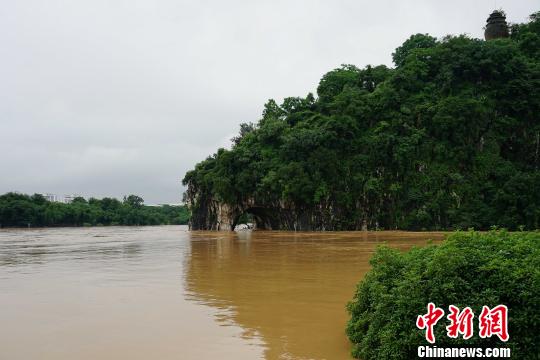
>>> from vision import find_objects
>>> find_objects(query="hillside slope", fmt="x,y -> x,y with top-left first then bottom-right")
183,12 -> 540,231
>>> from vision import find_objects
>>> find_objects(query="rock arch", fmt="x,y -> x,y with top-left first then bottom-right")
232,206 -> 277,230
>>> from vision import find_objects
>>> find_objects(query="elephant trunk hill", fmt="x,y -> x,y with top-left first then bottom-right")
183,12 -> 540,231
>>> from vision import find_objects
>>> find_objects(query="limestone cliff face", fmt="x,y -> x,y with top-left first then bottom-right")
184,185 -> 237,230
184,188 -> 260,230
184,181 -> 371,231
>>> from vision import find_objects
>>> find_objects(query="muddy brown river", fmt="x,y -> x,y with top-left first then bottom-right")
0,226 -> 445,359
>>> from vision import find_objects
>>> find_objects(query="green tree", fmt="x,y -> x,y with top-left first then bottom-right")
123,195 -> 144,208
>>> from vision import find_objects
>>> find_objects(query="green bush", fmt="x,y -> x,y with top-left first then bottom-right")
346,231 -> 540,359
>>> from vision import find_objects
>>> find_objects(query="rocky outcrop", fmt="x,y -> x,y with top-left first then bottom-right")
183,185 -> 237,230
184,183 -> 371,231
185,191 -> 266,231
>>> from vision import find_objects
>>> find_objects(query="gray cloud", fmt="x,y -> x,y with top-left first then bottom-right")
1,0 -> 537,203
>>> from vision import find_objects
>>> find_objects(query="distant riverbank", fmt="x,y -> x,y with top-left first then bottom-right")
0,192 -> 189,228
0,224 -> 188,230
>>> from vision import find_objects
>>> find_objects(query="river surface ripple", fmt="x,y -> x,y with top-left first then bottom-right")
0,226 -> 445,360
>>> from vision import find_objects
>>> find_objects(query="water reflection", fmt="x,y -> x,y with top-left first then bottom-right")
0,227 -> 445,359
0,228 -> 143,267
0,226 -> 264,360
185,231 -> 445,360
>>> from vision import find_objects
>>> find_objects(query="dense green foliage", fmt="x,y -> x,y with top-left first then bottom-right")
0,192 -> 189,227
346,230 -> 540,359
184,12 -> 540,230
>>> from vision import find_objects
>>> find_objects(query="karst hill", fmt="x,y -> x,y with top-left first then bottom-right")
183,10 -> 540,231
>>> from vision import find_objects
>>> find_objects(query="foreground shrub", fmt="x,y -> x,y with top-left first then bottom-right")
346,231 -> 540,359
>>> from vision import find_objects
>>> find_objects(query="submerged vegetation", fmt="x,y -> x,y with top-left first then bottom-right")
0,192 -> 189,227
184,12 -> 540,231
346,230 -> 540,359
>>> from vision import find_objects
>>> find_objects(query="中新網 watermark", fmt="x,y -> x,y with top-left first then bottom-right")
416,303 -> 511,358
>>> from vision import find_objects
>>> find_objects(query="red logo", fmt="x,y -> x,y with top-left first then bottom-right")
416,304 -> 509,343
479,305 -> 509,342
446,305 -> 474,340
416,303 -> 445,343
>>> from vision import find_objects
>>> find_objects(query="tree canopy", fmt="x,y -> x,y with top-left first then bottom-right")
184,12 -> 540,231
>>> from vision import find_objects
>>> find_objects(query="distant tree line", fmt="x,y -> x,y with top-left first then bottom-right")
184,11 -> 540,231
0,192 -> 189,228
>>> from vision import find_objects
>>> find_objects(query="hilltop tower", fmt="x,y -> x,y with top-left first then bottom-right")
484,10 -> 509,40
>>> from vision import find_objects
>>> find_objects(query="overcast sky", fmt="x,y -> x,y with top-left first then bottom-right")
1,0 -> 537,204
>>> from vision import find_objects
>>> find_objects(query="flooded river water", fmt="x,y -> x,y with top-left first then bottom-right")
0,226 -> 445,359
